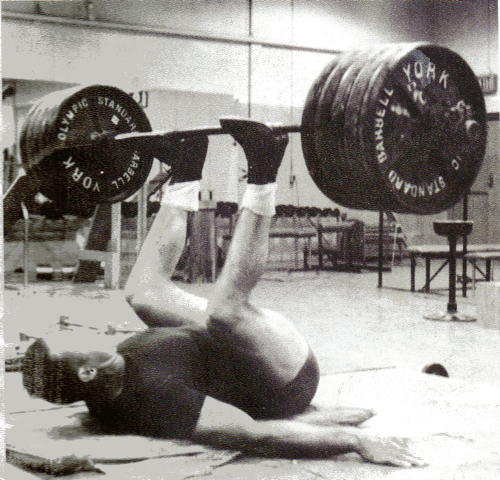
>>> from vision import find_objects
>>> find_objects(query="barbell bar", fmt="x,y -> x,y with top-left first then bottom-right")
7,42 -> 487,230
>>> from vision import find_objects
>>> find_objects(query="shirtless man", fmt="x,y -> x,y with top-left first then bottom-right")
22,119 -> 424,468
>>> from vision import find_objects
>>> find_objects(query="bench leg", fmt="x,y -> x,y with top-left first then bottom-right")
486,259 -> 492,281
424,256 -> 431,293
472,259 -> 477,295
318,229 -> 323,270
411,256 -> 416,292
462,257 -> 468,298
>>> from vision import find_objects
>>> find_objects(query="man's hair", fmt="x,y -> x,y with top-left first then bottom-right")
22,338 -> 86,404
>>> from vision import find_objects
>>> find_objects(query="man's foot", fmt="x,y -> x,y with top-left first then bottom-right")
157,134 -> 209,183
220,118 -> 289,184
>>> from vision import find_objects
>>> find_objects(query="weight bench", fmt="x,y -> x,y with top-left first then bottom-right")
465,251 -> 500,292
222,227 -> 317,271
408,244 -> 500,294
303,222 -> 364,273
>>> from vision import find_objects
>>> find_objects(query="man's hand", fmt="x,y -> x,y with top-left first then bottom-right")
355,432 -> 426,468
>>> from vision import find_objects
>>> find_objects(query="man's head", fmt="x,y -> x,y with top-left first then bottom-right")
22,331 -> 125,405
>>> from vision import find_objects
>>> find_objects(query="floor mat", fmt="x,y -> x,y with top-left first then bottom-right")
6,370 -> 500,479
6,405 -> 238,477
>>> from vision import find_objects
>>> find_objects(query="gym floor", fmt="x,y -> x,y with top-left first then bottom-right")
4,259 -> 500,478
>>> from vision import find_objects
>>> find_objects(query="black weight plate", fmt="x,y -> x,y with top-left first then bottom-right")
21,88 -> 81,169
422,363 -> 449,377
343,44 -> 405,211
29,97 -> 57,170
356,43 -> 427,212
301,55 -> 343,200
20,100 -> 49,170
20,85 -> 153,205
324,47 -> 391,210
359,44 -> 487,214
313,50 -> 364,207
19,109 -> 35,168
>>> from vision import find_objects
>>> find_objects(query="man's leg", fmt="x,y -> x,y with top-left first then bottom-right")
124,135 -> 210,328
208,119 -> 310,388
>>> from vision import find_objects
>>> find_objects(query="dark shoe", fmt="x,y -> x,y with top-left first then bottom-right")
220,117 -> 289,184
157,133 -> 209,183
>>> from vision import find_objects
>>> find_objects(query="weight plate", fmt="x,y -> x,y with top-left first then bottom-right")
359,44 -> 487,214
301,55 -> 342,200
343,44 -> 405,211
355,43 -> 427,212
19,85 -> 153,206
313,50 -> 364,207
323,47 -> 389,209
422,363 -> 449,377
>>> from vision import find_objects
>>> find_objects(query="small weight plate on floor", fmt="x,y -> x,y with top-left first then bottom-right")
423,363 -> 449,377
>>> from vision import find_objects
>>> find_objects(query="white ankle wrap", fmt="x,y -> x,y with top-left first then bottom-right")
241,183 -> 277,217
161,181 -> 200,211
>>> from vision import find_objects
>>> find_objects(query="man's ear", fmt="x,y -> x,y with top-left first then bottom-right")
77,365 -> 98,383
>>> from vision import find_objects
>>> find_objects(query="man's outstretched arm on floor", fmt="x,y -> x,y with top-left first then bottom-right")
192,397 -> 425,468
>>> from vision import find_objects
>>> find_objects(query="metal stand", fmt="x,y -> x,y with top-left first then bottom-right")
378,210 -> 384,288
425,221 -> 476,322
461,192 -> 469,297
21,202 -> 30,288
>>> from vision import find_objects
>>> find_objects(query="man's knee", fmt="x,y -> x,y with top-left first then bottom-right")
207,301 -> 247,334
125,288 -> 159,318
125,290 -> 148,317
125,290 -> 162,328
123,272 -> 141,303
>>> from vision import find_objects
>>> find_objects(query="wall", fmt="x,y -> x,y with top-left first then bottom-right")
449,119 -> 500,244
2,0 -> 498,244
144,89 -> 243,202
3,1 -> 496,103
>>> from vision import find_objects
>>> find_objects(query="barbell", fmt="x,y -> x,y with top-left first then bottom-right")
9,42 -> 487,225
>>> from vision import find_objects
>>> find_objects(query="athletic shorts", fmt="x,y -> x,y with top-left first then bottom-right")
192,329 -> 320,420
242,348 -> 320,419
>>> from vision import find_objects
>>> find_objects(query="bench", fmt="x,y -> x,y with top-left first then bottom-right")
407,244 -> 500,293
303,222 -> 364,272
222,227 -> 317,271
363,224 -> 406,264
464,251 -> 500,292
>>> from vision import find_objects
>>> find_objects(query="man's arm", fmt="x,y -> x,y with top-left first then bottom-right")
192,397 -> 425,468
